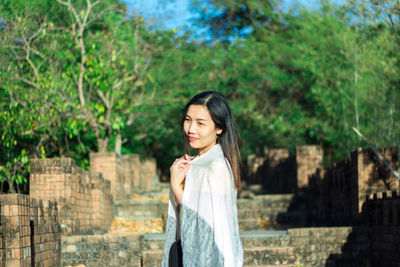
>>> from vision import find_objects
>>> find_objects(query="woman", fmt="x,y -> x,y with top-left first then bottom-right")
162,91 -> 243,267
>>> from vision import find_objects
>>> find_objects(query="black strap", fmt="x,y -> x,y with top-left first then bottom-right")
169,239 -> 183,267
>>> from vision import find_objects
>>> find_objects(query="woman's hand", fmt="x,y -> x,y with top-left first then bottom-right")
170,154 -> 191,206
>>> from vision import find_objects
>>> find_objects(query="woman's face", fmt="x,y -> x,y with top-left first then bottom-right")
183,104 -> 222,155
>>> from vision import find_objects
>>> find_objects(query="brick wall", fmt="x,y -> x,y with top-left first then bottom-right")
0,194 -> 60,267
308,156 -> 358,225
363,191 -> 400,266
247,148 -> 297,193
139,158 -> 158,192
246,146 -> 321,193
29,153 -> 158,233
308,147 -> 399,225
90,152 -> 120,200
356,148 -> 399,212
90,152 -> 159,200
120,154 -> 140,196
295,145 -> 323,189
30,158 -> 112,235
30,198 -> 60,267
246,153 -> 265,185
91,173 -> 113,232
265,149 -> 297,193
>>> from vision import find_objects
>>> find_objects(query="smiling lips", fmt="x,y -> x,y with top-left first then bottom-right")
188,136 -> 199,142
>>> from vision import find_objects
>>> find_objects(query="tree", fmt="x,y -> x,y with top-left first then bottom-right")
145,1 -> 400,169
191,0 -> 282,42
1,0 -> 153,151
0,0 -> 153,191
346,0 -> 400,151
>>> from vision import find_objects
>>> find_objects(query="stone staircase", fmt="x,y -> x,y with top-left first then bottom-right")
140,227 -> 367,267
113,186 -> 308,230
141,231 -> 294,267
241,231 -> 294,266
62,186 -> 370,266
237,193 -> 308,231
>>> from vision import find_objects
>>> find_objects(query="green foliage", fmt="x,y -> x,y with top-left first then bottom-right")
138,1 -> 400,172
1,0 -> 400,185
0,0 -> 152,187
192,0 -> 280,41
0,148 -> 30,193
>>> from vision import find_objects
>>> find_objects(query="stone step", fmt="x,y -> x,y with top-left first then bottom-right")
113,193 -> 307,231
113,199 -> 168,222
140,229 -> 355,264
141,233 -> 165,250
141,250 -> 299,267
142,247 -> 298,267
141,231 -> 295,266
240,218 -> 263,231
287,227 -> 353,237
141,230 -> 291,250
142,249 -> 163,267
240,194 -> 296,203
239,218 -> 294,231
241,230 -> 289,247
236,194 -> 308,231
238,210 -> 291,219
244,246 -> 297,265
238,210 -> 307,218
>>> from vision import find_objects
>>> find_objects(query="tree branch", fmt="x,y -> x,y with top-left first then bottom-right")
353,127 -> 400,181
23,121 -> 55,136
97,89 -> 112,127
22,36 -> 40,81
16,76 -> 40,89
346,0 -> 400,14
56,0 -> 101,108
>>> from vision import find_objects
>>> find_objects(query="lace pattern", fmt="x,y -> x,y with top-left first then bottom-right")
162,214 -> 177,267
181,205 -> 224,267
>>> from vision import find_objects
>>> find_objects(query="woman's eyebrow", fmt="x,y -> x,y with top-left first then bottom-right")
196,118 -> 207,122
186,114 -> 208,122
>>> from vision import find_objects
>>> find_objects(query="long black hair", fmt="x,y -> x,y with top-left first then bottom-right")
181,91 -> 242,190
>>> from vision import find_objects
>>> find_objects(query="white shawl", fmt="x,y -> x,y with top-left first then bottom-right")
162,144 -> 243,267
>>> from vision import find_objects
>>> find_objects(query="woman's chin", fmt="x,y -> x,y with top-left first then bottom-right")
189,144 -> 199,150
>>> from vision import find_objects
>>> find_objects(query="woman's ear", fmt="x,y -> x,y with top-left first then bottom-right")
216,128 -> 223,135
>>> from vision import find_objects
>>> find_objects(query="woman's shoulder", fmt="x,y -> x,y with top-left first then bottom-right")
191,144 -> 225,166
196,154 -> 231,176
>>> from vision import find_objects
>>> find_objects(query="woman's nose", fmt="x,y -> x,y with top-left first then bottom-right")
188,123 -> 196,133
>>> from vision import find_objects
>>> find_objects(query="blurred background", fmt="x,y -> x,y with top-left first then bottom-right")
1,0 -> 399,191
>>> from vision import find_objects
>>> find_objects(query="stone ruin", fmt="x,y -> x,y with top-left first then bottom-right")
0,145 -> 399,266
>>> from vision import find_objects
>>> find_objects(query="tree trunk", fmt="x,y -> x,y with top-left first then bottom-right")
115,133 -> 122,156
8,180 -> 16,194
97,138 -> 109,153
